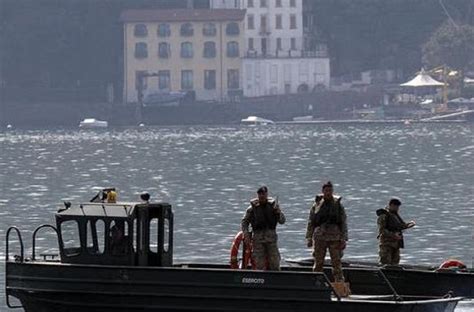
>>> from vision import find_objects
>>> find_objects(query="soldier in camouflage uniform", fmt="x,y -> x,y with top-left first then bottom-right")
241,186 -> 286,271
306,181 -> 348,282
377,197 -> 415,265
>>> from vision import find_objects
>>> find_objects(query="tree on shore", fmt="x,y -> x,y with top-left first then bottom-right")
422,22 -> 474,71
308,0 -> 474,76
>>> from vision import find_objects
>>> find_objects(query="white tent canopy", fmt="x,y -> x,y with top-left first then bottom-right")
400,69 -> 445,87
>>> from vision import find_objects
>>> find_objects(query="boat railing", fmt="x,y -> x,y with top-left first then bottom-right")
5,226 -> 24,263
377,269 -> 402,301
5,226 -> 25,309
32,224 -> 59,261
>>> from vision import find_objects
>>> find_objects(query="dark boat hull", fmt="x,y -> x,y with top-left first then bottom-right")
6,262 -> 460,312
344,267 -> 473,298
286,259 -> 474,298
13,294 -> 459,312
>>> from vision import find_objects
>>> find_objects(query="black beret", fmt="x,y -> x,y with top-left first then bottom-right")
389,197 -> 402,206
257,186 -> 268,194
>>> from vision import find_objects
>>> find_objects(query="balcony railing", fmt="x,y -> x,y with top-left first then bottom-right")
245,49 -> 328,59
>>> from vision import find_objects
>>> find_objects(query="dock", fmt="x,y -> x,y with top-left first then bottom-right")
420,109 -> 474,121
276,119 -> 467,125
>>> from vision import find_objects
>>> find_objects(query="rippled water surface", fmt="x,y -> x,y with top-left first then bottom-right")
1,124 -> 473,311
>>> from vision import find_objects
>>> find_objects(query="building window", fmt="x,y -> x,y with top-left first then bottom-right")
284,63 -> 291,82
276,0 -> 282,7
291,38 -> 296,50
227,41 -> 239,57
248,38 -> 254,50
276,38 -> 282,50
134,42 -> 148,59
181,70 -> 193,90
158,70 -> 170,90
260,0 -> 267,8
261,38 -> 267,55
203,41 -> 216,58
290,0 -> 296,7
299,62 -> 309,81
181,42 -> 193,58
135,70 -> 148,90
290,14 -> 297,29
271,65 -> 278,83
158,23 -> 171,37
247,0 -> 254,7
134,24 -> 148,37
228,69 -> 240,89
226,22 -> 240,36
180,23 -> 194,36
203,23 -> 217,36
247,15 -> 255,30
204,70 -> 216,90
158,42 -> 170,58
260,15 -> 267,33
276,15 -> 282,29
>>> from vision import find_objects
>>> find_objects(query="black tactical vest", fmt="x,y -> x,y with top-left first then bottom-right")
385,212 -> 406,232
312,198 -> 343,228
251,200 -> 278,231
376,208 -> 406,248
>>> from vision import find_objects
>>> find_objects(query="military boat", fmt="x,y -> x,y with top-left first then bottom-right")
5,195 -> 461,312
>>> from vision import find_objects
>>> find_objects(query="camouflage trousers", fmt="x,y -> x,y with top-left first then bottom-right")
252,240 -> 281,271
313,240 -> 344,282
379,245 -> 400,265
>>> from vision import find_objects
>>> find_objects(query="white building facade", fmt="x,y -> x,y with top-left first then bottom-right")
211,0 -> 330,97
242,58 -> 329,96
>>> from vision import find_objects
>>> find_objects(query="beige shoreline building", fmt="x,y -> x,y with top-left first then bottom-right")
121,9 -> 246,104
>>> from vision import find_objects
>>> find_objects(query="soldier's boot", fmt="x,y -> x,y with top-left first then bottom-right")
330,281 -> 352,298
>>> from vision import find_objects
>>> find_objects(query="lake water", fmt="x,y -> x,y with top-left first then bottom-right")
1,124 -> 473,311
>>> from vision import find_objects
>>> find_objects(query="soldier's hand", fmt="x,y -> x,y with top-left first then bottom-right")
273,205 -> 281,215
406,221 -> 416,228
306,239 -> 313,248
394,233 -> 403,240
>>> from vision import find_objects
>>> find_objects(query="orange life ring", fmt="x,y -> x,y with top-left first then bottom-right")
438,259 -> 467,270
230,231 -> 253,269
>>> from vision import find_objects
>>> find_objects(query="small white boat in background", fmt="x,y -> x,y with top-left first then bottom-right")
79,118 -> 108,129
292,115 -> 313,122
241,116 -> 274,126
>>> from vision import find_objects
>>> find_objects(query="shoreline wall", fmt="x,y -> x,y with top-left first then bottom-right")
0,91 -> 382,127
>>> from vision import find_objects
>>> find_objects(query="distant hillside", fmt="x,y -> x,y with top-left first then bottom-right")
308,0 -> 474,75
0,0 -> 473,103
0,0 -> 209,101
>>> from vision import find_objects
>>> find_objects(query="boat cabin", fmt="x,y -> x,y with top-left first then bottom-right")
56,202 -> 173,267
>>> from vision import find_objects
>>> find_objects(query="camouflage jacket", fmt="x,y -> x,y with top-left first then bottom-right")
241,198 -> 286,243
376,208 -> 409,248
